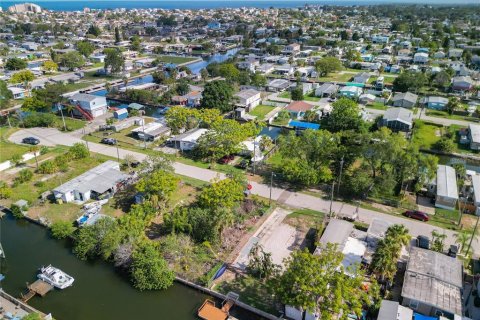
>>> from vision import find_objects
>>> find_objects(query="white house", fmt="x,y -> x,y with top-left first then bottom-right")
53,161 -> 128,203
434,165 -> 458,210
234,89 -> 261,112
69,93 -> 108,118
169,128 -> 208,151
413,52 -> 429,64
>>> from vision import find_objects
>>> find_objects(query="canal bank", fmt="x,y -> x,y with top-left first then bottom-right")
0,213 -> 264,320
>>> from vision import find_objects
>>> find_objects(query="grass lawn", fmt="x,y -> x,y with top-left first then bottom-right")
303,93 -> 321,102
156,55 -> 198,65
412,120 -> 443,150
319,72 -> 353,83
278,91 -> 291,99
59,117 -> 87,131
431,208 -> 460,230
0,127 -> 29,162
175,155 -> 244,176
216,275 -> 279,315
248,105 -> 275,120
426,110 -> 478,122
367,102 -> 388,111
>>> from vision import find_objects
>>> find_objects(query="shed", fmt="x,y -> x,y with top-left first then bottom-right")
114,108 -> 128,120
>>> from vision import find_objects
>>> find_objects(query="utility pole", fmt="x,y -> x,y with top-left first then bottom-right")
58,104 -> 67,131
337,156 -> 344,196
329,181 -> 335,217
269,172 -> 276,206
141,118 -> 147,149
116,143 -> 120,163
252,142 -> 256,176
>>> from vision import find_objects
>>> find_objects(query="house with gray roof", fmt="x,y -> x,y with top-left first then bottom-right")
378,300 -> 413,320
315,83 -> 339,97
378,107 -> 413,132
425,96 -> 449,110
434,165 -> 458,210
353,72 -> 370,84
469,124 -> 480,151
392,92 -> 418,109
53,161 -> 129,203
401,247 -> 463,317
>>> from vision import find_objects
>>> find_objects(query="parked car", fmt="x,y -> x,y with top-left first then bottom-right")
417,235 -> 430,250
22,137 -> 40,145
101,138 -> 117,145
404,210 -> 429,222
219,155 -> 235,164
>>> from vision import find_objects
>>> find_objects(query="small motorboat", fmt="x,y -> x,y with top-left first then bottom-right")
37,265 -> 74,289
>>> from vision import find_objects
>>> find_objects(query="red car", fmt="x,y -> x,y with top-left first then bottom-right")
404,210 -> 429,222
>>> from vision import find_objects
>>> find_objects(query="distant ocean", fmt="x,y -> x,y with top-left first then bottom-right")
1,0 -> 478,11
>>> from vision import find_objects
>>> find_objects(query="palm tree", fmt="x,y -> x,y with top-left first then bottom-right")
386,224 -> 411,247
454,230 -> 470,253
64,104 -> 76,118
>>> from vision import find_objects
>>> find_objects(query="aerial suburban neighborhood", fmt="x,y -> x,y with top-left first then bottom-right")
0,1 -> 479,320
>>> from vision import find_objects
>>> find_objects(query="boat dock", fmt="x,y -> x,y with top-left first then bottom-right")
197,292 -> 239,320
20,280 -> 54,302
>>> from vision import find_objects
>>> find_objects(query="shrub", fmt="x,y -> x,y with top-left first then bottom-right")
34,181 -> 45,188
68,143 -> 89,159
10,204 -> 24,219
434,138 -> 455,153
23,112 -> 57,128
0,182 -> 12,199
40,146 -> 49,155
38,160 -> 58,174
50,221 -> 76,239
10,153 -> 23,166
15,169 -> 33,184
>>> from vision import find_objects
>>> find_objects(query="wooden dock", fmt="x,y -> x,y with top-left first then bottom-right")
20,280 -> 53,302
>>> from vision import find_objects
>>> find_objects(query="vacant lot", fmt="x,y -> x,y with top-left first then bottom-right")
412,120 -> 442,150
156,55 -> 198,65
249,105 -> 275,120
0,127 -> 29,163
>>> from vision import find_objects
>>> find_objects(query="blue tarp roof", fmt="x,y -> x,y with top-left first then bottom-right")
414,313 -> 437,320
346,82 -> 366,88
289,121 -> 320,130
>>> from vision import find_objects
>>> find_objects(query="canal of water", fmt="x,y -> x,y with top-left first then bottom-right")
0,214 -> 260,320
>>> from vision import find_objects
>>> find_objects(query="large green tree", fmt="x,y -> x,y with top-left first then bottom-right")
136,170 -> 179,209
326,98 -> 363,132
198,177 -> 245,211
130,240 -> 175,290
10,70 -> 35,84
58,51 -> 85,70
274,245 -> 371,318
5,58 -> 27,70
315,57 -> 342,76
200,80 -> 234,113
104,48 -> 125,74
392,71 -> 427,92
76,41 -> 95,57
0,80 -> 13,109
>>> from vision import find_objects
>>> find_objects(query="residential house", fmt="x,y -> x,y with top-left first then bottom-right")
392,92 -> 418,108
274,64 -> 294,76
131,122 -> 171,141
434,165 -> 459,210
8,87 -> 27,99
448,48 -> 463,59
282,43 -> 300,55
267,79 -> 290,92
89,54 -> 106,63
169,128 -> 208,151
371,35 -> 390,44
378,300 -> 413,320
413,52 -> 429,64
378,107 -> 413,132
401,247 -> 463,318
285,101 -> 314,119
353,72 -> 370,84
339,86 -> 362,99
469,124 -> 480,151
471,175 -> 480,216
234,89 -> 261,112
69,93 -> 108,118
256,63 -> 275,74
425,96 -> 448,110
452,76 -> 474,92
315,83 -> 339,97
53,161 -> 129,203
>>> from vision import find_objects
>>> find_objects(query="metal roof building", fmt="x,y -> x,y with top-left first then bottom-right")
435,165 -> 458,210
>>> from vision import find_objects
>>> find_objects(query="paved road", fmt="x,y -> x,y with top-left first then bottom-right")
9,128 -> 479,255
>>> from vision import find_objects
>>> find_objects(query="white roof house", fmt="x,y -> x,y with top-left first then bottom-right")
169,128 -> 208,151
53,161 -> 128,203
469,124 -> 480,150
435,165 -> 458,210
471,175 -> 480,214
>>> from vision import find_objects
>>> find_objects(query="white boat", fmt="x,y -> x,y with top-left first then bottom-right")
37,265 -> 74,289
